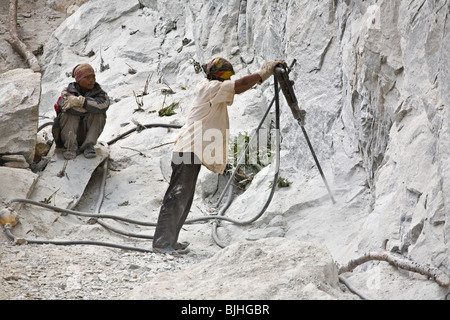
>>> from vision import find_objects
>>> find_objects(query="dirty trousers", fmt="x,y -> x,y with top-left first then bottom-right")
153,152 -> 202,249
59,112 -> 106,151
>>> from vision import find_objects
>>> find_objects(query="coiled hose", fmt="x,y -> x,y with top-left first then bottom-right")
87,78 -> 284,248
5,74 -> 285,251
209,76 -> 282,247
5,120 -> 273,251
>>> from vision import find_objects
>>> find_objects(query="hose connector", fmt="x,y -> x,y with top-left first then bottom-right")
0,206 -> 18,227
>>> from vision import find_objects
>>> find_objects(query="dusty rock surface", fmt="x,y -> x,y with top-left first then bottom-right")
121,238 -> 356,300
0,0 -> 67,73
0,241 -> 203,300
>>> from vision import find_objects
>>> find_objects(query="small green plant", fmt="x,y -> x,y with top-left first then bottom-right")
269,176 -> 292,189
227,131 -> 275,190
158,101 -> 179,117
41,188 -> 60,204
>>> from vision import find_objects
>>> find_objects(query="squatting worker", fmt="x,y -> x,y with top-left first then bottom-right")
153,57 -> 284,254
52,63 -> 110,160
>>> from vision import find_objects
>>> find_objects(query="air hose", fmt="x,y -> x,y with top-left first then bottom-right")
106,123 -> 182,146
3,223 -> 153,253
6,112 -> 279,250
4,68 -> 289,251
208,78 -> 281,247
209,61 -> 297,247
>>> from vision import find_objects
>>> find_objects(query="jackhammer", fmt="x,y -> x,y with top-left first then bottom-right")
274,62 -> 336,204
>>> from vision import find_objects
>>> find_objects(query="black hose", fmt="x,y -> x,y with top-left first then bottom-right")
3,224 -> 153,253
7,82 -> 285,250
96,220 -> 153,239
9,198 -> 158,226
8,197 -> 271,226
91,158 -> 155,239
39,119 -> 182,146
214,60 -> 295,209
38,121 -> 54,132
106,123 -> 182,146
209,78 -> 281,227
209,63 -> 293,246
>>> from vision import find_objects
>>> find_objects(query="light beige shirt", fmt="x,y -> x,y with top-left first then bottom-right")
173,78 -> 235,174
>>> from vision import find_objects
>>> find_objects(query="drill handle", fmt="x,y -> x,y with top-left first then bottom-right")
274,63 -> 305,123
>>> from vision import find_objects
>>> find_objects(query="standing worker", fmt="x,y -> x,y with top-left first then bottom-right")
153,57 -> 283,254
52,63 -> 110,160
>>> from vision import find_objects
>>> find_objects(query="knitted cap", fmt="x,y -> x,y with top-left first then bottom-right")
202,58 -> 235,80
72,63 -> 95,82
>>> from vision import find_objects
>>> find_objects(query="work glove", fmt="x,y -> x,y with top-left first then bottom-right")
257,60 -> 285,84
62,95 -> 85,112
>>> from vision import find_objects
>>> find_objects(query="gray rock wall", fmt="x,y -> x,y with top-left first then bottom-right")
37,0 -> 449,278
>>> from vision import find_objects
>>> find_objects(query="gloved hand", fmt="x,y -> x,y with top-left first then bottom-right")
257,60 -> 285,84
62,95 -> 85,112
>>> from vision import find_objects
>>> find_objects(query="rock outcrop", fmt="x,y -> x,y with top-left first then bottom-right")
0,68 -> 41,164
121,238 -> 354,300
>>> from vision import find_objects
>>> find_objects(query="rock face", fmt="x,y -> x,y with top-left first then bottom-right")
6,0 -> 447,299
0,69 -> 41,164
338,0 -> 449,272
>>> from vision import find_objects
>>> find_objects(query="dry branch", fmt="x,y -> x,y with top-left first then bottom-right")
7,0 -> 41,72
338,248 -> 450,287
